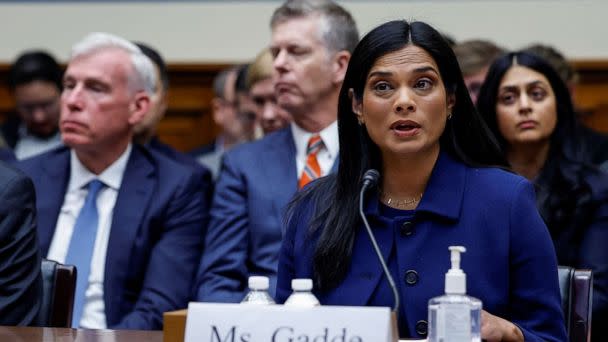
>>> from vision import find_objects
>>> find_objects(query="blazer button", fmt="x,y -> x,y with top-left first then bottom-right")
404,270 -> 418,285
400,221 -> 414,236
415,320 -> 428,336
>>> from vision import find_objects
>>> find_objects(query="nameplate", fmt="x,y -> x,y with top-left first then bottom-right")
184,302 -> 395,342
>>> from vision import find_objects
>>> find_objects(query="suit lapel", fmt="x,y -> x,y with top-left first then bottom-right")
322,221 -> 395,306
330,154 -> 339,173
37,149 -> 70,256
265,129 -> 298,233
105,147 -> 155,284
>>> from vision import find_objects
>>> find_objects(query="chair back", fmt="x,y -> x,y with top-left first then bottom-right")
557,266 -> 593,342
37,259 -> 76,327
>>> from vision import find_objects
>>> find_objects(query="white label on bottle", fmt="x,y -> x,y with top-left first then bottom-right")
440,305 -> 471,342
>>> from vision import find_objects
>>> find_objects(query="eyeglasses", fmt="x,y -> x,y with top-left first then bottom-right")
16,97 -> 59,115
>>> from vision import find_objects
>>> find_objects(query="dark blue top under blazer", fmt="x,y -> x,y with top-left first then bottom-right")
277,152 -> 567,341
195,127 -> 337,302
16,145 -> 210,330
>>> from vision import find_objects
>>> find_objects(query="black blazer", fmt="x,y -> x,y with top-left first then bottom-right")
0,161 -> 42,325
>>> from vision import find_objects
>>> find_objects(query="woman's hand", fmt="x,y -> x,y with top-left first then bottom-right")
481,310 -> 524,342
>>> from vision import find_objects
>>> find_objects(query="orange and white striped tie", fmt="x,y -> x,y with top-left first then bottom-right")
298,134 -> 323,189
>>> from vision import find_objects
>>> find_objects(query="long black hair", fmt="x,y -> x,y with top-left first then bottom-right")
287,20 -> 506,291
477,51 -> 598,264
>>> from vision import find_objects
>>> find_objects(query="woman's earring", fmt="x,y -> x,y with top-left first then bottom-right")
447,112 -> 453,120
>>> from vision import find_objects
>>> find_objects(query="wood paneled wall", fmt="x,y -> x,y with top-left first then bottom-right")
0,61 -> 607,153
571,60 -> 608,133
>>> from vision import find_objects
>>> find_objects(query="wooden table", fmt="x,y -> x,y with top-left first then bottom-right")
0,326 -> 163,341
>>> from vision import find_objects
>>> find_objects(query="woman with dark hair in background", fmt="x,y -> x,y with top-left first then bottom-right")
276,20 -> 566,341
477,51 -> 608,341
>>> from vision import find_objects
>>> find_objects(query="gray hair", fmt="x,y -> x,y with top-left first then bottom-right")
70,32 -> 156,96
271,0 -> 359,54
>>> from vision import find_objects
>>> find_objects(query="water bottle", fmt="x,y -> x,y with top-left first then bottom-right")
241,276 -> 275,305
284,278 -> 320,307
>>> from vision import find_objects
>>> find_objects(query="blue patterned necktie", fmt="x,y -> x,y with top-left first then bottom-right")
65,179 -> 105,327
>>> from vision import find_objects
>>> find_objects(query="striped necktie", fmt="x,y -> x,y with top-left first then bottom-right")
299,134 -> 324,189
65,179 -> 105,327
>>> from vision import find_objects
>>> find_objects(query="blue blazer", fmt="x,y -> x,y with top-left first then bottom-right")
17,145 -> 210,330
277,152 -> 567,341
195,127 -> 337,302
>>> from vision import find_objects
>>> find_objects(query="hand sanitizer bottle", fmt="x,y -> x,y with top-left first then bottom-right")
428,246 -> 481,342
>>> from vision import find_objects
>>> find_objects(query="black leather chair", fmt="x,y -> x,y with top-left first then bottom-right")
557,266 -> 593,342
36,259 -> 77,327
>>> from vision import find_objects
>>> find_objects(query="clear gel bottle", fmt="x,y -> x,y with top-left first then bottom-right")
428,246 -> 482,342
241,276 -> 275,305
284,278 -> 320,307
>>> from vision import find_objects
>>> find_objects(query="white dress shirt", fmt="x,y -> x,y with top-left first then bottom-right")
46,144 -> 132,329
291,120 -> 339,178
14,124 -> 62,160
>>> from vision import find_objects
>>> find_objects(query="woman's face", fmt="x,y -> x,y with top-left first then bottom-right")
352,45 -> 453,159
495,65 -> 557,147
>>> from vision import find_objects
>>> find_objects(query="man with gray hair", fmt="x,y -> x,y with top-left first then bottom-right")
17,32 -> 208,329
195,0 -> 358,302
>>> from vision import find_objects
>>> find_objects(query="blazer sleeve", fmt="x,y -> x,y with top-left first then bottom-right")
507,180 -> 568,342
194,151 -> 250,303
0,169 -> 42,326
113,168 -> 208,329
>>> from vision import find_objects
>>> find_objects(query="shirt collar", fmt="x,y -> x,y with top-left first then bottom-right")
290,120 -> 339,158
68,144 -> 132,192
364,151 -> 465,222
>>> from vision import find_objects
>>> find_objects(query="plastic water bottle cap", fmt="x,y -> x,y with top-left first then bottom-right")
248,276 -> 270,290
291,278 -> 313,291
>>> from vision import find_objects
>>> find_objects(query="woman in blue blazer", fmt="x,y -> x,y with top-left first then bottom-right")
276,20 -> 567,341
477,51 -> 608,341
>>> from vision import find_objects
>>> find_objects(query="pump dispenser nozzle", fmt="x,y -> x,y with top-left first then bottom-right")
445,246 -> 467,294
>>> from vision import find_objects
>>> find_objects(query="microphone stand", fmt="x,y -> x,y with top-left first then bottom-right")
359,170 -> 400,341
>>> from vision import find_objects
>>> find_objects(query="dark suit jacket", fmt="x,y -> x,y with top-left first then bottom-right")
17,145 -> 210,330
1,116 -> 21,149
0,162 -> 42,325
147,137 -> 213,202
188,140 -> 216,159
195,127 -> 337,302
277,152 -> 567,341
0,148 -> 16,163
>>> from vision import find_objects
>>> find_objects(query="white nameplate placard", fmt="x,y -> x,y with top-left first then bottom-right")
184,302 -> 395,342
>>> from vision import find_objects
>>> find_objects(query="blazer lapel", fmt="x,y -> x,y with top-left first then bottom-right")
265,129 -> 298,233
322,221 -> 395,306
105,148 -> 155,282
330,153 -> 339,174
37,149 -> 70,256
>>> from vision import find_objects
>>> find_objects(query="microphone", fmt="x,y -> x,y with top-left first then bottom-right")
359,169 -> 400,317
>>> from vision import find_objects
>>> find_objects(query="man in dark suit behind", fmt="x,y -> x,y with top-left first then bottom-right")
0,162 -> 41,325
194,0 -> 358,302
17,32 -> 209,330
132,42 -> 212,197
